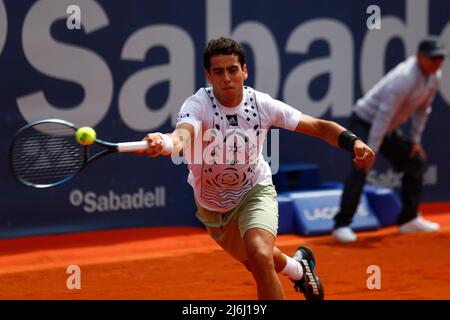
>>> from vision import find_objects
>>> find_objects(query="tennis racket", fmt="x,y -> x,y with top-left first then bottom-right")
9,118 -> 149,188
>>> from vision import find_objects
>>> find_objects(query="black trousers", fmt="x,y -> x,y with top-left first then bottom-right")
334,113 -> 425,228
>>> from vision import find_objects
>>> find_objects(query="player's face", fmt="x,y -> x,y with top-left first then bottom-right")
205,54 -> 248,108
418,53 -> 445,75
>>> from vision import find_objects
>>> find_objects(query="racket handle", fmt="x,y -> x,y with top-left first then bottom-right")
117,141 -> 149,152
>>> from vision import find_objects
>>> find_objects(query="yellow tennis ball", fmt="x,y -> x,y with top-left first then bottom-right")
75,127 -> 96,145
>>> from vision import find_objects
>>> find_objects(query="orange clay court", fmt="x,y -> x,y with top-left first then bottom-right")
0,203 -> 449,300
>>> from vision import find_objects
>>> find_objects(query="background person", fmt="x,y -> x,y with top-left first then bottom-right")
333,35 -> 446,243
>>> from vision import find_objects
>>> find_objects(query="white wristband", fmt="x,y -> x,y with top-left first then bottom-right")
157,133 -> 173,156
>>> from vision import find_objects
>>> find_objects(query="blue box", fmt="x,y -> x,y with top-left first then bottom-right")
273,162 -> 320,192
283,189 -> 380,235
277,195 -> 296,234
364,186 -> 401,227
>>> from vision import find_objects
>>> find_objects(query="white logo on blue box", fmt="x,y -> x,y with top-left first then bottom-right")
282,189 -> 379,235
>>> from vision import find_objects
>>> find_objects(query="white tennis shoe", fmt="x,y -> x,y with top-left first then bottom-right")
399,216 -> 440,234
332,227 -> 357,243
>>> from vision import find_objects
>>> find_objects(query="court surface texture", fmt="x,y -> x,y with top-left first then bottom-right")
1,206 -> 449,300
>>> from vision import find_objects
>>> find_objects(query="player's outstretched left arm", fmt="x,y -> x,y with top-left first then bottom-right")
295,114 -> 375,171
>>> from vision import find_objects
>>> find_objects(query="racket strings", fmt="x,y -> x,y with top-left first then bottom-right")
11,123 -> 86,186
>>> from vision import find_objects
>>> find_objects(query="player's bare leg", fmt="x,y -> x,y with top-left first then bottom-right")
243,228 -> 284,299
273,246 -> 288,271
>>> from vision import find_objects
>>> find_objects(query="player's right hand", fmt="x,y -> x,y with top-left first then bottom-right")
135,133 -> 165,157
353,140 -> 375,171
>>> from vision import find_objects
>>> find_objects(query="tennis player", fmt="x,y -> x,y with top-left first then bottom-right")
138,37 -> 375,300
332,35 -> 446,243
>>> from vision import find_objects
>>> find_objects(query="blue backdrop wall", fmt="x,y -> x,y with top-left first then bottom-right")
1,0 -> 449,238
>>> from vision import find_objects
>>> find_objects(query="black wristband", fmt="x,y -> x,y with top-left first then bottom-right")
338,130 -> 360,152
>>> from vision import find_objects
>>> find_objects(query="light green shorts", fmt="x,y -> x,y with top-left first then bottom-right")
195,183 -> 279,262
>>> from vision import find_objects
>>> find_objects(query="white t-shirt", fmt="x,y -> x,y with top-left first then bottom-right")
176,86 -> 302,213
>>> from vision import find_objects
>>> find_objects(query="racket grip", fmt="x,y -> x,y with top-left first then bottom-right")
117,141 -> 149,152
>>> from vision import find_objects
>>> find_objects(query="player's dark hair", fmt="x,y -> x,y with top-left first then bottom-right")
203,37 -> 246,72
